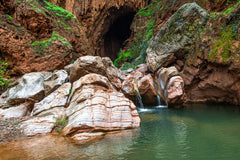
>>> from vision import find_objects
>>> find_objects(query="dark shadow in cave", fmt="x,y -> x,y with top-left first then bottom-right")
103,12 -> 136,61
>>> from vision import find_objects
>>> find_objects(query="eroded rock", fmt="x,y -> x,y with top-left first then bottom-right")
156,66 -> 184,106
63,73 -> 140,136
122,64 -> 157,105
20,107 -> 65,136
70,56 -> 123,89
2,72 -> 45,107
43,70 -> 69,96
0,102 -> 33,119
146,3 -> 208,72
31,83 -> 71,116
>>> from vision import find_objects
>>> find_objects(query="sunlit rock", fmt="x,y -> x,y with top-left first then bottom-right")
63,73 -> 140,136
43,70 -> 69,96
31,83 -> 71,116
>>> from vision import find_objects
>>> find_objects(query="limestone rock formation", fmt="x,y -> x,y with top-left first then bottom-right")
122,64 -> 157,105
20,114 -> 61,136
146,3 -> 208,72
0,72 -> 45,107
156,66 -> 184,106
0,102 -> 33,119
63,73 -> 140,136
31,83 -> 71,116
70,56 -> 123,89
43,70 -> 69,96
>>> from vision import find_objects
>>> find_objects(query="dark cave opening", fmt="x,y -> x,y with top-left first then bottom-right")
103,12 -> 136,61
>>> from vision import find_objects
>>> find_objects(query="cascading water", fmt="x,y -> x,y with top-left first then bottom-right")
134,83 -> 144,108
157,94 -> 161,105
156,94 -> 167,109
153,79 -> 168,108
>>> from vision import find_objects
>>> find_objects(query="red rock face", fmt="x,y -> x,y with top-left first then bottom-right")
182,59 -> 240,105
0,0 -> 91,76
51,0 -> 148,60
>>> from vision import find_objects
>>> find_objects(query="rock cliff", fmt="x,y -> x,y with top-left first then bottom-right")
0,0 -> 91,76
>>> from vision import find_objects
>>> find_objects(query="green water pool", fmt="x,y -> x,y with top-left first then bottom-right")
0,104 -> 240,160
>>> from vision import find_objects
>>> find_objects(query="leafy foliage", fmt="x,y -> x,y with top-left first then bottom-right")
31,31 -> 70,54
0,58 -> 12,93
54,117 -> 68,133
114,0 -> 161,70
43,0 -> 76,19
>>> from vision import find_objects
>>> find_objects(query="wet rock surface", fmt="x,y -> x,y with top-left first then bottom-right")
156,66 -> 184,106
121,64 -> 158,105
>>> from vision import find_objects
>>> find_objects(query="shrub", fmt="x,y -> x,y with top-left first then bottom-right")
0,58 -> 12,93
54,117 -> 68,133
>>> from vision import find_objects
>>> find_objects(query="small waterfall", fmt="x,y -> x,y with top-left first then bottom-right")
134,83 -> 144,108
156,94 -> 167,109
135,88 -> 144,108
157,94 -> 161,106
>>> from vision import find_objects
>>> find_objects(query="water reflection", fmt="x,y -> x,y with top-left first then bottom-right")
0,129 -> 140,160
0,104 -> 240,160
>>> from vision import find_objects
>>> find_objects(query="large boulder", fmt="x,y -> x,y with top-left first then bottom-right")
146,3 -> 208,72
63,73 -> 140,136
31,83 -> 71,116
1,72 -> 45,107
70,56 -> 123,89
0,102 -> 33,119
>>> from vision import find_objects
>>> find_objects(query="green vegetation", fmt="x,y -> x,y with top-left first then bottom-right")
43,0 -> 76,19
30,3 -> 46,15
114,0 -> 161,69
57,20 -> 71,30
69,88 -> 72,96
6,14 -> 13,20
145,19 -> 154,40
54,117 -> 68,133
0,58 -> 12,94
136,3 -> 153,16
31,31 -> 70,54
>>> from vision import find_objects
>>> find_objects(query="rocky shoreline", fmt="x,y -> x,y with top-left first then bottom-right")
1,0 -> 240,144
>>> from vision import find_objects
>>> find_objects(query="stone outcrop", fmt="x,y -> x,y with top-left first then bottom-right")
0,0 -> 91,76
20,114 -> 61,136
146,2 -> 240,105
0,102 -> 33,119
63,73 -> 140,136
146,3 -> 208,72
31,83 -> 71,116
43,70 -> 69,96
122,64 -> 158,105
156,66 -> 184,106
0,72 -> 45,107
70,56 -> 123,89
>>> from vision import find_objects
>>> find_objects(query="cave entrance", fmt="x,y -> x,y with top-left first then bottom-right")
102,12 -> 136,61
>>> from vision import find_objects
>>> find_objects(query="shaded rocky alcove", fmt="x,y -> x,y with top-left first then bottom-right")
100,10 -> 136,61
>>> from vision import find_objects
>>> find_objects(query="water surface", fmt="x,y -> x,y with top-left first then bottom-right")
0,104 -> 240,160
